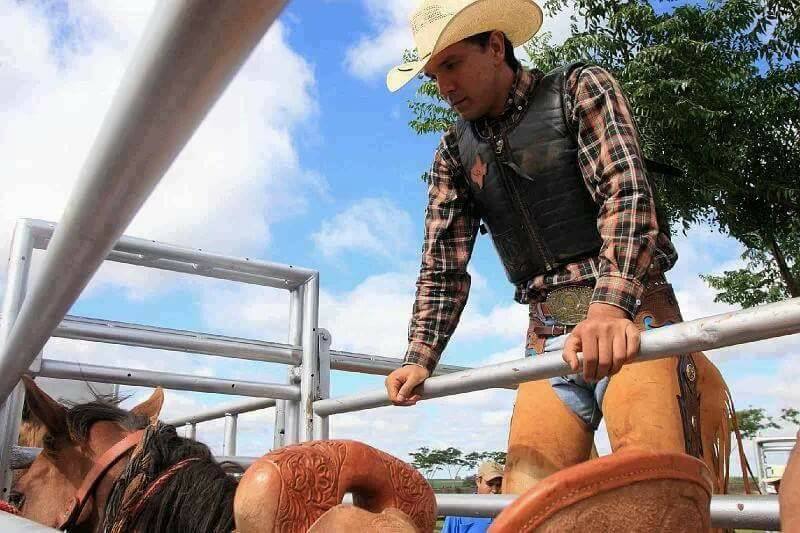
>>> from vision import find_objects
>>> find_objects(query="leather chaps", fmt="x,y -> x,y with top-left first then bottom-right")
504,282 -> 740,497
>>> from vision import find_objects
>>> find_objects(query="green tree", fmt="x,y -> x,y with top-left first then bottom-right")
410,446 -> 470,478
702,226 -> 800,307
410,446 -> 443,478
736,407 -> 781,439
781,408 -> 800,427
463,451 -> 484,470
438,447 -> 468,479
463,450 -> 508,469
405,0 -> 800,306
482,451 -> 508,466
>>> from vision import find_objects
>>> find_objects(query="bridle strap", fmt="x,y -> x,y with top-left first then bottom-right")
58,429 -> 145,530
111,456 -> 201,532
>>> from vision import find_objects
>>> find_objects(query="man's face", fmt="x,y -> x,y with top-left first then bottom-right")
423,32 -> 507,121
476,475 -> 502,494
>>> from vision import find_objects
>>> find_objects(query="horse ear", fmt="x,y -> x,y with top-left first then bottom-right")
130,387 -> 164,424
21,375 -> 68,437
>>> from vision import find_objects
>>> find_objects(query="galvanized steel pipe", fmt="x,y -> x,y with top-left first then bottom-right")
0,0 -> 290,404
54,315 -> 300,365
299,276 -> 320,441
431,494 -> 779,530
26,219 -> 303,289
37,359 -> 300,400
314,298 -> 800,416
223,414 -> 237,456
0,221 -> 36,497
166,398 -> 276,427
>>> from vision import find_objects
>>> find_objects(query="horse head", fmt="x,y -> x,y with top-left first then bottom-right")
10,376 -> 163,530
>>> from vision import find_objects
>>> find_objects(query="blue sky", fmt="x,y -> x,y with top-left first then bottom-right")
1,0 -> 798,476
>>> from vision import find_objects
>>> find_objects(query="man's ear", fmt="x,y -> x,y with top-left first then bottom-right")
130,387 -> 164,424
489,31 -> 506,64
21,376 -> 68,437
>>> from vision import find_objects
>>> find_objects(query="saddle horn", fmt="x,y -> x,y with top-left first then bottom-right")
234,440 -> 436,532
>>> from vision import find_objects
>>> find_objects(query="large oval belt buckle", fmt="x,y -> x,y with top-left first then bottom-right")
545,286 -> 593,326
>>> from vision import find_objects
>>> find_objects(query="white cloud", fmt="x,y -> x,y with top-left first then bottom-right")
457,301 -> 528,342
0,1 -> 320,299
312,198 -> 415,260
194,269 -> 417,354
538,4 -> 580,45
197,282 -> 291,342
344,0 -> 416,81
323,271 -> 418,356
478,344 -> 526,366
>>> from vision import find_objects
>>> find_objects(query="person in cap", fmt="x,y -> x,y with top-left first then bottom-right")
384,0 -> 734,495
441,461 -> 503,533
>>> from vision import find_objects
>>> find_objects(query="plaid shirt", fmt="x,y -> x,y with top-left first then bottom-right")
405,65 -> 678,372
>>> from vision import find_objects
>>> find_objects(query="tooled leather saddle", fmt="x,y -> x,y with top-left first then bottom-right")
490,450 -> 713,532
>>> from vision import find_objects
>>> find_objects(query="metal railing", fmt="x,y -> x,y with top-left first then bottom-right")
0,0 -> 796,530
314,297 -> 800,416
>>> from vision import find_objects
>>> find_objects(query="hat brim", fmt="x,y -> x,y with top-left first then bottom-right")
386,0 -> 543,92
387,58 -> 428,93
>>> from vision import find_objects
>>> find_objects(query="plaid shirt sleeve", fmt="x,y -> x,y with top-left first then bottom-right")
404,129 -> 480,372
569,65 -> 660,316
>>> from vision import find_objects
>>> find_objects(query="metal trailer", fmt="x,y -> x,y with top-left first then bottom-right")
0,1 -> 798,531
754,436 -> 798,494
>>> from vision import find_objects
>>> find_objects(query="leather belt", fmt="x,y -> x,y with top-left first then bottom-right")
532,324 -> 575,336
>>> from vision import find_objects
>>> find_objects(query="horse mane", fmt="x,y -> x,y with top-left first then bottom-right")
37,395 -> 241,533
106,422 -> 241,533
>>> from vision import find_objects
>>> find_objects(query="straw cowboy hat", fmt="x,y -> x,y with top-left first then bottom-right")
386,0 -> 543,92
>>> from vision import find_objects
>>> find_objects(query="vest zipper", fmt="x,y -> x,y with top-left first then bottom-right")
494,136 -> 554,272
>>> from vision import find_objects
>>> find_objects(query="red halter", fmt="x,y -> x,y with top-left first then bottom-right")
57,429 -> 145,530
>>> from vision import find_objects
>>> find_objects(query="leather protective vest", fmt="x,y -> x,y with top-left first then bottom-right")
456,62 -> 602,284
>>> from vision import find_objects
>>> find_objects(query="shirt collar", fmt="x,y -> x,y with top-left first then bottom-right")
474,67 -> 540,133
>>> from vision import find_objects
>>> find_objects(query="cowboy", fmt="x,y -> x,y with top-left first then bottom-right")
383,0 -> 723,494
441,461 -> 503,532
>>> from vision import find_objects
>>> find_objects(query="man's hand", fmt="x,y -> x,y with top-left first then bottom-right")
563,302 -> 640,382
385,365 -> 430,406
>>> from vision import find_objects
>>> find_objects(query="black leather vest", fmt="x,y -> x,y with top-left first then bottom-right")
457,62 -> 602,284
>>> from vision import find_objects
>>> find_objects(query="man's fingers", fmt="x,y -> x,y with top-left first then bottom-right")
385,375 -> 402,402
398,375 -> 423,400
596,335 -> 612,380
625,323 -> 641,361
562,335 -> 581,372
582,332 -> 599,382
610,331 -> 627,376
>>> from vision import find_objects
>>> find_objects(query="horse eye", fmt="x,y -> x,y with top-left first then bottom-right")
9,490 -> 25,509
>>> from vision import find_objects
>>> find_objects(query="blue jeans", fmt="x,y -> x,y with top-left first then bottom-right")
525,333 -> 608,430
525,315 -> 675,430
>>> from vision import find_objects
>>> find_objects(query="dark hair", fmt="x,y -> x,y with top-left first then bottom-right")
64,399 -> 240,533
464,31 -> 520,71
